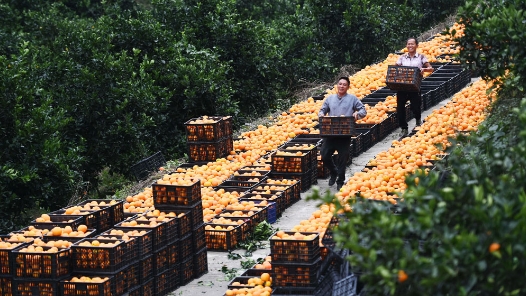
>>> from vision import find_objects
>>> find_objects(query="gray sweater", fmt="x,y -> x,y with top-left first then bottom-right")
318,93 -> 367,136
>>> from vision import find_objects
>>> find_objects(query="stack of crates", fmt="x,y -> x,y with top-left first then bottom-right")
6,214 -> 100,296
270,143 -> 316,192
270,231 -> 322,295
184,116 -> 233,163
0,237 -> 14,295
98,227 -> 154,295
2,233 -> 73,296
288,134 -> 325,179
151,178 -> 208,286
67,236 -> 133,296
111,211 -> 180,295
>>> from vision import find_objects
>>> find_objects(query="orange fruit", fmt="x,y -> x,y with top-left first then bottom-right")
78,225 -> 88,233
261,273 -> 270,282
489,242 -> 500,253
51,227 -> 62,236
398,270 -> 408,283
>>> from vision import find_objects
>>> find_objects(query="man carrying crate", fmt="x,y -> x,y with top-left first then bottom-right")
395,37 -> 434,137
318,77 -> 367,191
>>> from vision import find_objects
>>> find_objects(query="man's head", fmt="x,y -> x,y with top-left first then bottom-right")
337,76 -> 350,96
406,37 -> 419,54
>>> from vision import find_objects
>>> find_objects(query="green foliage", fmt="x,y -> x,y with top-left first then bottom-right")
454,0 -> 526,90
300,0 -> 463,69
315,87 -> 526,294
0,0 -> 464,233
92,167 -> 131,198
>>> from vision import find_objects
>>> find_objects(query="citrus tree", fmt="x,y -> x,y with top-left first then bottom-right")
454,0 -> 526,89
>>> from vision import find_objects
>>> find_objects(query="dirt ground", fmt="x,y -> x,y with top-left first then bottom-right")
167,88 -> 460,296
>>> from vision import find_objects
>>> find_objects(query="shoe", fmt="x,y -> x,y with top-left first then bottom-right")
416,119 -> 422,126
328,174 -> 337,186
399,128 -> 408,137
336,184 -> 342,191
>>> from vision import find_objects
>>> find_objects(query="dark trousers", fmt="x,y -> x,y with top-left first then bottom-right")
320,137 -> 352,186
397,91 -> 422,130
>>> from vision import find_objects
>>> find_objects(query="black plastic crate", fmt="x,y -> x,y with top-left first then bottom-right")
95,232 -> 139,263
319,116 -> 353,137
279,143 -> 318,169
126,261 -> 141,291
386,65 -> 422,92
0,276 -> 13,296
152,179 -> 201,207
239,192 -> 284,217
272,286 -> 317,295
205,224 -> 241,251
185,117 -> 221,142
422,89 -> 436,110
0,237 -> 28,276
130,151 -> 166,181
192,223 -> 206,252
355,130 -> 372,152
240,268 -> 268,277
216,209 -> 266,232
227,276 -> 256,290
154,268 -> 178,296
355,124 -> 379,146
77,199 -> 125,227
155,201 -> 204,229
317,154 -> 331,179
114,217 -> 177,252
271,152 -> 311,174
110,228 -> 153,257
71,238 -> 129,273
232,169 -> 271,179
271,258 -> 322,287
238,199 -> 277,224
177,233 -> 193,263
48,209 -> 98,234
141,277 -> 154,296
270,232 -> 321,263
332,274 -> 358,296
206,218 -> 250,242
214,180 -> 259,192
139,254 -> 154,283
13,277 -> 63,296
259,179 -> 301,206
29,215 -> 83,231
180,257 -> 194,285
288,137 -> 323,148
153,245 -> 170,275
193,246 -> 208,279
12,246 -> 71,279
187,137 -> 232,162
269,171 -> 315,193
167,242 -> 179,266
351,134 -> 363,157
228,174 -> 268,184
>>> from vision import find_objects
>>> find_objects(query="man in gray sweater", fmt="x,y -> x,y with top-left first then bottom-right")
318,76 -> 367,190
